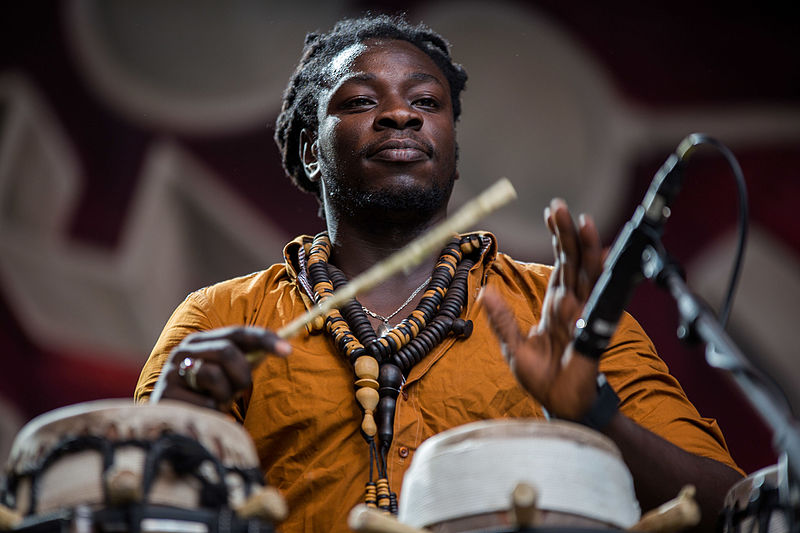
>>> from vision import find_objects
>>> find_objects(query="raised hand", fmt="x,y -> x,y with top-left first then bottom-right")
481,198 -> 605,420
150,326 -> 291,412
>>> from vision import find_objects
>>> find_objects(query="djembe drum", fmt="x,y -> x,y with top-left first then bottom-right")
398,419 -> 641,532
0,399 -> 286,533
720,463 -> 796,533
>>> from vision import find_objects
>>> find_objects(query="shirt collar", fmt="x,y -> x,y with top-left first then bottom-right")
282,230 -> 499,290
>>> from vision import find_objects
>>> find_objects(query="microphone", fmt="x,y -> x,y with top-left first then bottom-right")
572,134 -> 700,359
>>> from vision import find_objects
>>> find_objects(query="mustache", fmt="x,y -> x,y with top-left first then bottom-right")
360,134 -> 434,158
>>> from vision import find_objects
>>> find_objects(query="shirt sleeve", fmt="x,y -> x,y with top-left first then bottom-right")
601,312 -> 744,475
134,290 -> 217,403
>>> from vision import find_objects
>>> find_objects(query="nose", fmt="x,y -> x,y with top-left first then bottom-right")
374,97 -> 423,131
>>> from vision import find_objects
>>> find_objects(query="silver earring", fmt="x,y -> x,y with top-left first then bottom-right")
305,160 -> 320,176
303,142 -> 320,179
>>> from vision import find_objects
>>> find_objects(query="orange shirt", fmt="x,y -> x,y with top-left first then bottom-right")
135,233 -> 740,533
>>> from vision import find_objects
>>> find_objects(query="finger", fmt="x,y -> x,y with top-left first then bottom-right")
550,198 -> 580,291
157,366 -> 218,410
577,214 -> 603,301
185,326 -> 292,357
479,287 -> 525,363
544,205 -> 562,294
544,205 -> 561,267
173,339 -> 252,393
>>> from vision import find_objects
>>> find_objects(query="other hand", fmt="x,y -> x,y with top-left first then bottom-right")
150,326 -> 291,412
482,198 -> 604,420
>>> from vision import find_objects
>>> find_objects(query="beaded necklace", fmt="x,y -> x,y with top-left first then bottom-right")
305,231 -> 483,514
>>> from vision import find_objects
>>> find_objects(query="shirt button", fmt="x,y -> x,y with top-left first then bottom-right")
398,446 -> 409,458
401,389 -> 409,400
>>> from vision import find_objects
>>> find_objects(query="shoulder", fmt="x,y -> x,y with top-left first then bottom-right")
486,251 -> 552,295
197,264 -> 289,302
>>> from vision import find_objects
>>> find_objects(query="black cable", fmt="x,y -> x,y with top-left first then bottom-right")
676,133 -> 749,329
679,135 -> 794,417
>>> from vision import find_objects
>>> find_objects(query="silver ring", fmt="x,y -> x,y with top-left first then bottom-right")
177,356 -> 203,391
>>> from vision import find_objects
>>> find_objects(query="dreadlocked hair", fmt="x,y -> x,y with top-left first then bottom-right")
274,13 -> 468,199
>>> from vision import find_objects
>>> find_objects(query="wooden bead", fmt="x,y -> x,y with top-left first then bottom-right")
376,478 -> 391,509
364,482 -> 377,508
361,413 -> 377,437
354,356 -> 379,380
355,378 -> 379,390
470,235 -> 482,250
356,386 -> 379,410
310,313 -> 325,331
387,329 -> 404,349
357,387 -> 379,437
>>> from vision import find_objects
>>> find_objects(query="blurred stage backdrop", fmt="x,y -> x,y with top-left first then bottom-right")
1,1 -> 799,476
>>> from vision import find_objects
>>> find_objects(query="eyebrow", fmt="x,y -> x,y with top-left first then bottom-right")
408,72 -> 445,87
340,71 -> 445,87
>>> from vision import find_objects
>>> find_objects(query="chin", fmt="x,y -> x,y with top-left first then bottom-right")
323,166 -> 456,222
362,176 -> 453,215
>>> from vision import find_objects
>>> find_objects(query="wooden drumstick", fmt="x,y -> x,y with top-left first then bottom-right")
628,485 -> 700,532
348,504 -> 432,533
235,485 -> 289,523
246,177 -> 517,366
0,504 -> 21,530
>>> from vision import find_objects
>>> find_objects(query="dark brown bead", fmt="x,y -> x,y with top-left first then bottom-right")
350,346 -> 366,359
367,340 -> 383,360
438,308 -> 456,320
406,340 -> 424,363
377,396 -> 396,448
376,339 -> 392,362
418,300 -> 438,316
384,333 -> 398,352
396,349 -> 413,371
379,363 -> 403,397
396,323 -> 412,342
442,301 -> 462,317
391,354 -> 406,371
436,316 -> 454,332
430,271 -> 449,287
427,320 -> 447,341
454,319 -> 473,338
415,331 -> 434,353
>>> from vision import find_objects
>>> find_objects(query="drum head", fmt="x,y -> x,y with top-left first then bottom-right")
398,418 -> 639,531
3,399 -> 265,517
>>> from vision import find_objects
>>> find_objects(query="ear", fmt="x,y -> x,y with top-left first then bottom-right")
299,129 -> 320,182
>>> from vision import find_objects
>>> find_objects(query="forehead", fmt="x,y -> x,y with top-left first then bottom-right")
325,38 -> 448,87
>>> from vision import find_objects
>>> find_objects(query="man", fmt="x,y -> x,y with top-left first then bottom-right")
135,14 -> 743,533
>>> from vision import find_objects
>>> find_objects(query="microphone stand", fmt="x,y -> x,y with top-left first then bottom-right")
640,241 -> 800,524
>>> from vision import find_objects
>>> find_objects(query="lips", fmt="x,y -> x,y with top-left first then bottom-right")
368,138 -> 431,162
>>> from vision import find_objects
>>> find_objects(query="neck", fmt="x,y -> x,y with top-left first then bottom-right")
324,209 -> 447,320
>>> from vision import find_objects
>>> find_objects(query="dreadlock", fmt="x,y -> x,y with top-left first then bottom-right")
274,13 -> 468,199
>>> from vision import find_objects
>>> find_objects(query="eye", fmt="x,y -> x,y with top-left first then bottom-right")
413,96 -> 440,110
343,96 -> 375,110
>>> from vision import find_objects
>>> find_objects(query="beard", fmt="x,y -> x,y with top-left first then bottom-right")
322,171 -> 456,227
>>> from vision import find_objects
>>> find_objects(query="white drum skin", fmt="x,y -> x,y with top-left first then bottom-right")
398,419 -> 640,531
3,399 -> 265,517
